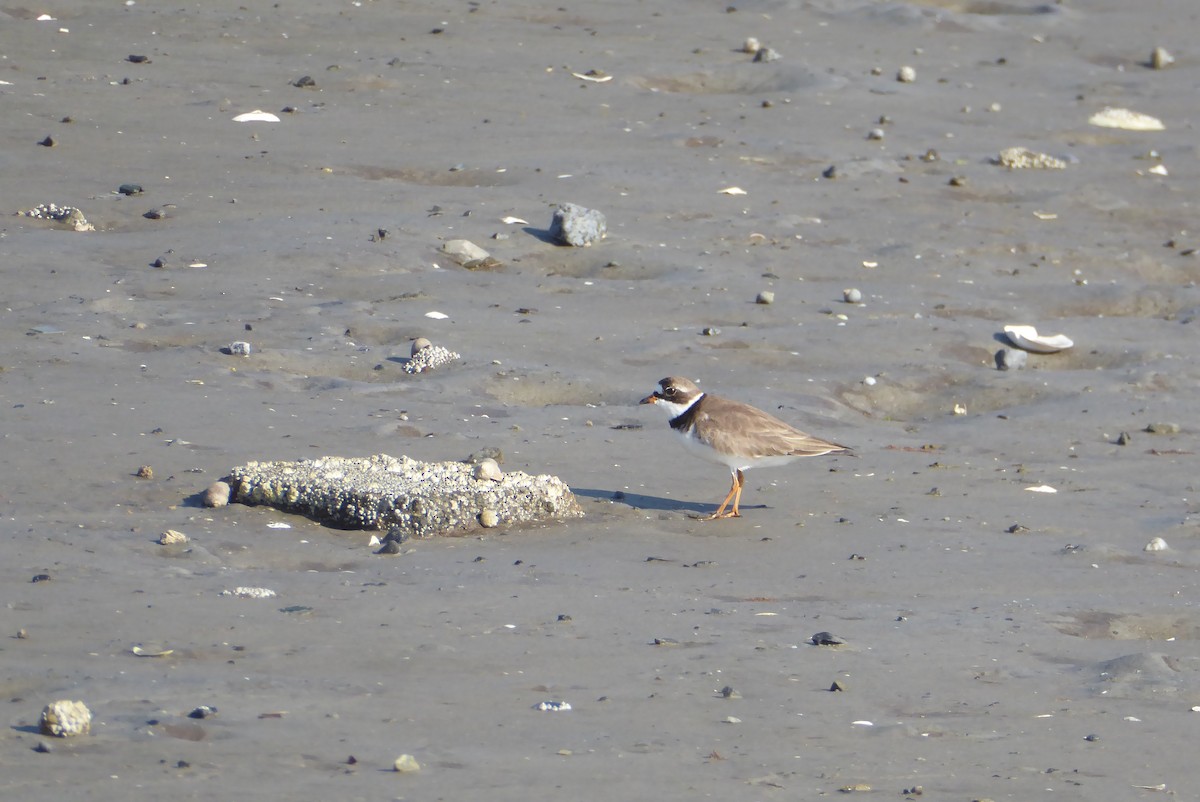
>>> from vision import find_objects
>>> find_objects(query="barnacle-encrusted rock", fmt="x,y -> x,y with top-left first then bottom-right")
40,700 -> 92,737
227,454 -> 583,538
996,147 -> 1067,170
549,203 -> 606,247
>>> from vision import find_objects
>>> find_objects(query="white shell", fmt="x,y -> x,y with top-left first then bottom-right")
1003,325 -> 1073,353
1025,485 -> 1058,494
718,186 -> 747,195
1144,537 -> 1168,552
232,110 -> 281,123
1088,107 -> 1164,131
424,311 -> 449,320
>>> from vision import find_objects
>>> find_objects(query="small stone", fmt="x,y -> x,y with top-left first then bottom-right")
31,574 -> 51,583
376,539 -> 403,555
1150,47 -> 1174,69
755,290 -> 775,305
719,686 -> 741,699
411,337 -> 432,357
158,529 -> 189,545
17,628 -> 28,639
136,465 -> 154,479
752,46 -> 780,63
866,128 -> 884,141
118,183 -> 144,196
1144,537 -> 1168,552
187,705 -> 218,719
127,54 -> 151,64
830,680 -> 847,692
1116,431 -> 1132,445
995,348 -> 1027,371
226,341 -> 252,357
822,165 -> 838,179
948,176 -> 967,187
150,257 -> 168,268
742,37 -> 761,54
203,481 -> 231,508
143,208 -> 167,220
722,715 -> 742,724
479,509 -> 500,528
811,631 -> 845,646
550,203 -> 607,247
466,448 -> 505,465
292,75 -> 317,88
34,741 -> 51,753
843,288 -> 862,304
897,65 -> 916,83
393,754 -> 421,773
1145,422 -> 1180,435
38,135 -> 55,147
473,458 -> 503,482
701,326 -> 721,336
997,147 -> 1067,170
440,239 -> 491,266
40,700 -> 92,737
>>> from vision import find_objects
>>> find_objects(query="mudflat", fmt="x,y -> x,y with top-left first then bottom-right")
3,1 -> 1198,798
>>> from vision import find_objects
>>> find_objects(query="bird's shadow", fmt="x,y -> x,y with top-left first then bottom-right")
574,487 -> 757,517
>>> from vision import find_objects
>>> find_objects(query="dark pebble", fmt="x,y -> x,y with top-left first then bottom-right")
292,75 -> 316,88
187,705 -> 217,719
144,208 -> 167,220
38,136 -> 55,147
822,165 -> 838,179
150,258 -> 167,268
31,574 -> 51,583
995,348 -> 1027,371
34,741 -> 52,754
118,184 -> 144,196
1116,431 -> 1132,445
811,631 -> 844,646
127,54 -> 151,64
830,680 -> 847,692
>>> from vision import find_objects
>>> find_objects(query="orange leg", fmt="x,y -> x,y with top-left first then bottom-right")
705,469 -> 745,520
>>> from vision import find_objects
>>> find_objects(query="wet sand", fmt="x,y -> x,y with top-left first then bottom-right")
3,0 -> 1199,798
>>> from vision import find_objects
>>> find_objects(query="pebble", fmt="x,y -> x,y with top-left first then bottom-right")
226,341 -> 252,357
118,183 -> 143,196
1144,537 -> 1168,552
158,529 -> 189,545
550,203 -> 607,247
40,700 -> 92,737
1116,431 -> 1132,445
143,208 -> 167,220
742,37 -> 761,54
393,754 -> 421,773
1150,47 -> 1175,69
897,65 -> 916,83
866,128 -> 884,141
474,458 -> 503,482
995,348 -> 1027,371
811,631 -> 845,646
203,481 -> 231,508
755,290 -> 775,305
187,705 -> 218,719
701,326 -> 721,336
466,448 -> 505,465
753,46 -> 780,63
38,135 -> 55,147
440,238 -> 492,266
479,509 -> 500,527
411,337 -> 432,356
1145,422 -> 1180,435
136,465 -> 154,479
843,288 -> 862,304
719,686 -> 741,699
830,680 -> 848,692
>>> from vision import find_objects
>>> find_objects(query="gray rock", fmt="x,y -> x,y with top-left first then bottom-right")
228,454 -> 583,538
995,348 -> 1027,371
40,700 -> 91,737
550,203 -> 607,247
440,239 -> 491,265
203,481 -> 231,507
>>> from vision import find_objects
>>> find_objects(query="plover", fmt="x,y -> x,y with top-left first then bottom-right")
640,376 -> 850,519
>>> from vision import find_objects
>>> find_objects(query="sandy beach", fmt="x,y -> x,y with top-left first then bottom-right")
3,0 -> 1200,798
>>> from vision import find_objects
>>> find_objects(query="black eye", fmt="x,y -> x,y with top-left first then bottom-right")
665,387 -> 675,396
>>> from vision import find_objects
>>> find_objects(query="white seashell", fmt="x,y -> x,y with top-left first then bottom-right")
501,216 -> 529,225
1088,107 -> 1164,131
131,645 -> 175,657
266,521 -> 291,529
851,720 -> 874,726
221,587 -> 277,599
1144,537 -> 1168,552
1025,485 -> 1057,494
425,311 -> 449,320
1147,164 -> 1169,176
233,110 -> 281,123
718,186 -> 747,195
571,70 -> 612,83
1003,325 -> 1073,354
158,529 -> 189,545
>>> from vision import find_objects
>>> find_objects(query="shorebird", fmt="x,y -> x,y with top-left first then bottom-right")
640,376 -> 850,519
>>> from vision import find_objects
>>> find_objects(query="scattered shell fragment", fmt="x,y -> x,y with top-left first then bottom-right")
158,529 -> 189,545
203,481 -> 231,508
424,311 -> 449,320
479,509 -> 500,528
535,701 -> 572,712
718,186 -> 747,195
571,69 -> 612,83
40,700 -> 91,737
839,784 -> 872,793
897,65 -> 916,83
501,215 -> 529,225
1150,47 -> 1174,69
1025,485 -> 1058,494
1144,537 -> 1169,552
393,754 -> 421,773
1003,324 -> 1073,353
221,587 -> 277,599
232,110 -> 281,123
997,147 -> 1067,170
1088,107 -> 1164,131
131,645 -> 174,657
1147,164 -> 1169,176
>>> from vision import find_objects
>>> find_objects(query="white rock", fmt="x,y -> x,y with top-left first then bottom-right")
40,700 -> 92,737
1144,537 -> 1168,552
393,754 -> 421,773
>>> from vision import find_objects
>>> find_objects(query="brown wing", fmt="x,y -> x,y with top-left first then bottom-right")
694,395 -> 850,459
